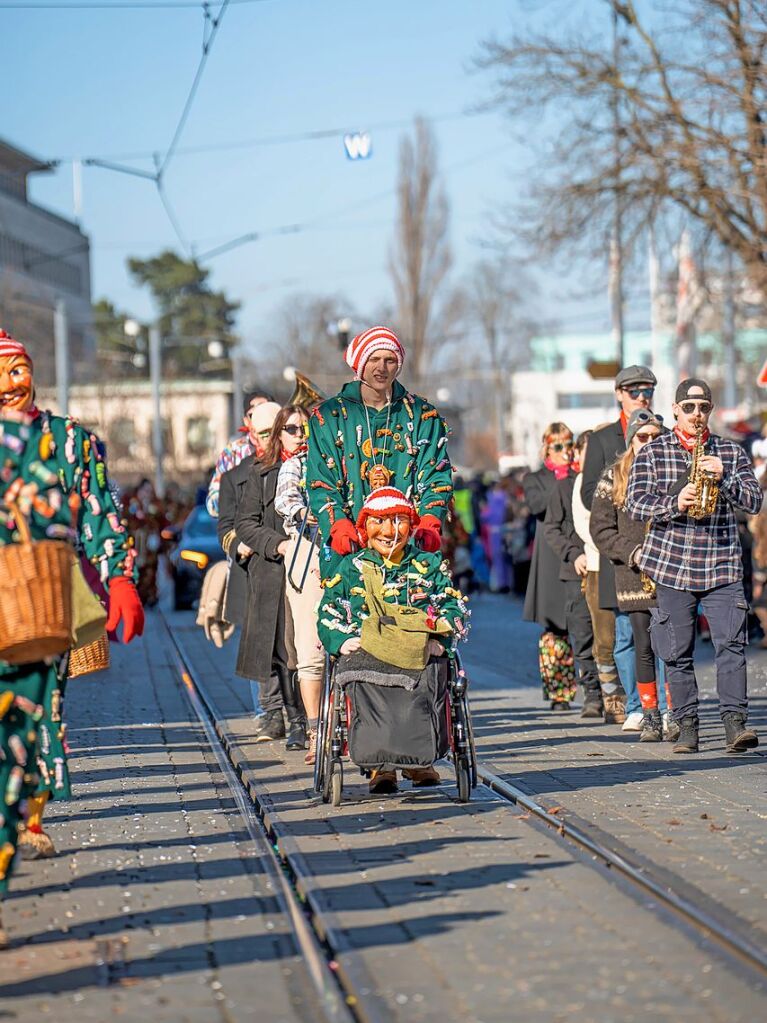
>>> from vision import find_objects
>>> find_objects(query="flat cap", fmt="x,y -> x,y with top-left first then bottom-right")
615,364 -> 657,389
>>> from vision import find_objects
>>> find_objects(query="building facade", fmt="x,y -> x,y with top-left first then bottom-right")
0,138 -> 93,386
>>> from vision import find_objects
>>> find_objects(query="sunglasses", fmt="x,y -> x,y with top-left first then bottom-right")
549,440 -> 573,452
282,423 -> 304,437
679,400 -> 712,415
625,386 -> 655,399
635,431 -> 659,443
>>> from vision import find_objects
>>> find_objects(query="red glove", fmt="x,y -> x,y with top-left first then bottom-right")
329,518 -> 359,556
106,577 -> 145,643
413,514 -> 443,553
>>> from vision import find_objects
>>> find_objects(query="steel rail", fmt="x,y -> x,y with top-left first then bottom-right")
476,762 -> 767,979
161,617 -> 358,1023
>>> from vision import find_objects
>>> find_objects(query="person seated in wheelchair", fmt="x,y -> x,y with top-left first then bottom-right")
317,487 -> 470,794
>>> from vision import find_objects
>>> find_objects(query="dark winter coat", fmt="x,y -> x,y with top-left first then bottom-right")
589,466 -> 656,612
217,454 -> 256,627
543,472 -> 584,582
580,418 -> 625,609
233,462 -> 287,683
522,466 -> 568,632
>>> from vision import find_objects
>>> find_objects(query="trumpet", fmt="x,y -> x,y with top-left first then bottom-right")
287,511 -> 319,593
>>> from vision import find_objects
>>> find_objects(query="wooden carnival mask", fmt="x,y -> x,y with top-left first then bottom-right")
0,354 -> 34,413
365,513 -> 412,561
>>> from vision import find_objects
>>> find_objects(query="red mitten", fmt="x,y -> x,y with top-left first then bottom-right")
106,577 -> 145,643
413,514 -> 442,553
329,518 -> 359,555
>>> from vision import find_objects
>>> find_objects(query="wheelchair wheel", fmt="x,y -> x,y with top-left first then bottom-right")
330,758 -> 343,807
455,755 -> 471,804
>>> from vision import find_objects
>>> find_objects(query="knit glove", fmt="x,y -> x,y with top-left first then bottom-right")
329,518 -> 359,555
106,577 -> 145,643
413,514 -> 442,553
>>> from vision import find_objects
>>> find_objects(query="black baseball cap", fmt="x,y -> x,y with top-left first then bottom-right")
675,378 -> 713,404
615,365 -> 657,389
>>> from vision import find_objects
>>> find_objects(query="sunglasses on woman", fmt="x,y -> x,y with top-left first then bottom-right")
282,423 -> 304,437
625,386 -> 655,399
635,431 -> 659,443
549,440 -> 573,452
679,400 -> 712,415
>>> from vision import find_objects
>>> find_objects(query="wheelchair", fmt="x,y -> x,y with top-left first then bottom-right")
313,650 -> 477,807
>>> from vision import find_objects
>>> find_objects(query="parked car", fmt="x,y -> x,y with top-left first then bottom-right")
168,505 -> 225,610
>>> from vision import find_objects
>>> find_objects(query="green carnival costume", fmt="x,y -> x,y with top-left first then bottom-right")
0,413 -> 136,891
317,545 -> 470,658
307,380 -> 453,571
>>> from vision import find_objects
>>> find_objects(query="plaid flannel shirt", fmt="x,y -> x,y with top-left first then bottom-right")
625,432 -> 762,591
274,452 -> 307,536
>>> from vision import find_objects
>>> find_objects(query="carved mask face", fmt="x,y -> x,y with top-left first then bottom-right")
0,355 -> 34,412
365,513 -> 412,560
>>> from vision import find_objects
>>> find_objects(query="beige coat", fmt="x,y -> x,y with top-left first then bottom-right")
195,559 -> 235,648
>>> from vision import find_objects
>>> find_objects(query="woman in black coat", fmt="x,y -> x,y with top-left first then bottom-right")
235,406 -> 307,749
522,422 -> 576,709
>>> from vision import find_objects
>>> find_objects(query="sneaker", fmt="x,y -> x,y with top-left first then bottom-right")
603,694 -> 627,725
402,765 -> 441,787
662,711 -> 680,742
304,729 -> 317,765
286,718 -> 307,751
621,710 -> 644,732
639,709 -> 662,742
254,710 -> 286,743
369,768 -> 398,795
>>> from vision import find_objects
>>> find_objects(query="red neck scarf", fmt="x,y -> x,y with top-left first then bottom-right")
281,443 -> 307,462
544,457 -> 571,481
673,426 -> 710,452
619,410 -> 629,437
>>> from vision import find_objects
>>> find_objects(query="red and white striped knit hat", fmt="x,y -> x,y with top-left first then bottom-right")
356,486 -> 420,544
0,329 -> 32,366
345,325 -> 404,380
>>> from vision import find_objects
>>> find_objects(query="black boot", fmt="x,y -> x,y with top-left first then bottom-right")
672,715 -> 699,753
639,708 -> 662,742
285,715 -> 307,751
580,688 -> 604,719
722,712 -> 758,752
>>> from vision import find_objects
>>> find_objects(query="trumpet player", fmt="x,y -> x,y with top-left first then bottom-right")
626,379 -> 762,754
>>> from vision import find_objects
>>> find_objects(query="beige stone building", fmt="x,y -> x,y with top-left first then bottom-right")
36,379 -> 234,489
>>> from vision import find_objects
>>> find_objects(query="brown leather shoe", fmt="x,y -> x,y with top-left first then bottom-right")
369,769 -> 398,794
603,694 -> 627,725
402,766 -> 441,787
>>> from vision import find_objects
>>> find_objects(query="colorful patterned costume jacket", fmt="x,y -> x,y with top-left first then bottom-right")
317,545 -> 470,658
206,434 -> 254,517
1,410 -> 136,807
306,381 -> 453,541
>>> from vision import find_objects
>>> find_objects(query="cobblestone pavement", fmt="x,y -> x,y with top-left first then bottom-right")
0,619 -> 316,1022
1,595 -> 765,1022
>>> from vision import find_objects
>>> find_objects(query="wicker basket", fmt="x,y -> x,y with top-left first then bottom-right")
68,631 -> 110,678
0,502 -> 73,665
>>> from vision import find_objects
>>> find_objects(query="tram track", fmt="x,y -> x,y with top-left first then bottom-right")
161,610 -> 767,1016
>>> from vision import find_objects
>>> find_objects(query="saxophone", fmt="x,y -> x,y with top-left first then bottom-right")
689,426 -> 719,520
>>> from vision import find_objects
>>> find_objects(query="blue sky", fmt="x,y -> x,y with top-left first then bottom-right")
4,0 -> 636,351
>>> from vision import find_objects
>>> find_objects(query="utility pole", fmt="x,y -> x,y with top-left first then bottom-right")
149,324 -> 165,499
230,345 -> 244,435
610,6 -> 625,368
54,298 -> 69,416
722,248 -> 737,409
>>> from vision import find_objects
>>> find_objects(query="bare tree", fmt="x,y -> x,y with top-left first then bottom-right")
389,118 -> 453,384
468,256 -> 539,454
477,0 -> 767,295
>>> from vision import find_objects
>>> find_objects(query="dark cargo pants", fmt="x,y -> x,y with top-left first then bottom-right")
650,581 -> 749,721
563,577 -> 601,696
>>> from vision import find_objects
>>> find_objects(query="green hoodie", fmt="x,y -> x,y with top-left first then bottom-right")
317,544 -> 470,658
306,380 -> 453,541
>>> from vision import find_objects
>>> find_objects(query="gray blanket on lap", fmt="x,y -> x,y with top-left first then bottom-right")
335,648 -> 424,691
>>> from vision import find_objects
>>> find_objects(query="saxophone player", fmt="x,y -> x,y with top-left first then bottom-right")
626,379 -> 762,754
